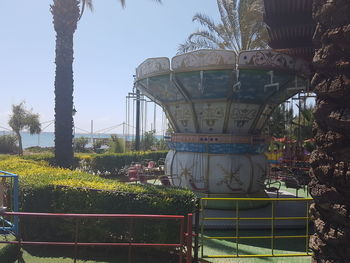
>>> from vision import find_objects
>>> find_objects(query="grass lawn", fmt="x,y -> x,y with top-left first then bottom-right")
199,229 -> 312,263
1,240 -> 179,263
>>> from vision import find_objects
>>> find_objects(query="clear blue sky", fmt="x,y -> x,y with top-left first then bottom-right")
0,0 -> 219,134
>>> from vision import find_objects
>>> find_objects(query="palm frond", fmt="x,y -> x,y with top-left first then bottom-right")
78,0 -> 94,21
177,38 -> 217,54
188,30 -> 225,48
119,0 -> 125,8
218,0 -> 242,51
192,13 -> 222,39
179,0 -> 267,53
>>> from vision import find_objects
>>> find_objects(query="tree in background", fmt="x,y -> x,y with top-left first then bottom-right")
73,137 -> 89,152
267,104 -> 293,138
141,130 -> 157,151
8,103 -> 41,155
292,104 -> 314,142
108,134 -> 125,153
52,0 -> 161,168
310,0 -> 350,261
178,0 -> 267,54
0,135 -> 18,154
155,138 -> 168,151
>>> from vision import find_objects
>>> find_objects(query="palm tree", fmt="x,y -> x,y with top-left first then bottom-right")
309,0 -> 350,261
267,104 -> 294,139
51,0 -> 161,168
8,103 -> 41,155
178,0 -> 268,54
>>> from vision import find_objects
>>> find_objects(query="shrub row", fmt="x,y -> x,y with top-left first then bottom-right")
79,151 -> 168,176
22,151 -> 168,176
0,157 -> 196,243
0,135 -> 18,154
0,244 -> 20,263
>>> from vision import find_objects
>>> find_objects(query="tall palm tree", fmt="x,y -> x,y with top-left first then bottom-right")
178,0 -> 268,54
309,0 -> 350,261
52,0 -> 161,168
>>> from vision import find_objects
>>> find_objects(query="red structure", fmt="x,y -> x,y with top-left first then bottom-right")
1,211 -> 193,263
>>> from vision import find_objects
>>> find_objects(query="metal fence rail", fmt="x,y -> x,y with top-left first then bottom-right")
0,171 -> 19,235
199,197 -> 313,259
1,211 -> 193,263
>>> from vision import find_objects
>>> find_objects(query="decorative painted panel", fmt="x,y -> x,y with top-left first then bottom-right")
136,57 -> 170,79
172,49 -> 236,71
175,70 -> 236,100
227,103 -> 260,134
208,155 -> 251,193
167,151 -> 209,192
137,76 -> 184,103
166,151 -> 267,194
238,50 -> 310,75
238,50 -> 296,71
194,102 -> 226,133
236,69 -> 303,103
167,142 -> 267,154
167,103 -> 196,133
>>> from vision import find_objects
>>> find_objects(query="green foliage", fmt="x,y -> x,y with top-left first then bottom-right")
8,102 -> 41,155
24,146 -> 54,154
0,157 -> 195,244
22,153 -> 80,168
156,139 -> 169,151
108,134 -> 125,153
80,151 -> 168,176
303,140 -> 315,153
0,135 -> 18,154
292,104 -> 314,141
21,151 -> 168,176
178,0 -> 267,53
73,137 -> 89,153
92,139 -> 105,154
141,130 -> 157,151
267,104 -> 293,138
0,244 -> 20,263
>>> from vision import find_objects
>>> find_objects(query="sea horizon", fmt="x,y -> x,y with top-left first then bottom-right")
0,131 -> 162,149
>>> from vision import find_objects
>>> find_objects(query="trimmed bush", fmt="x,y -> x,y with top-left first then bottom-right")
22,151 -> 168,176
0,157 -> 195,244
0,244 -> 20,263
79,151 -> 168,176
0,135 -> 18,154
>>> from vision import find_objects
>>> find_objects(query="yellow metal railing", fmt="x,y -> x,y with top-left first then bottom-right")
199,197 -> 313,258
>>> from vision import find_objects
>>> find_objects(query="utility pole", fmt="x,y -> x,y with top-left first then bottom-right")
153,103 -> 156,133
135,89 -> 141,151
122,122 -> 126,153
90,120 -> 94,145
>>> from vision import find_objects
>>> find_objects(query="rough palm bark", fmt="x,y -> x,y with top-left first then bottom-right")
51,0 -> 80,168
309,0 -> 350,262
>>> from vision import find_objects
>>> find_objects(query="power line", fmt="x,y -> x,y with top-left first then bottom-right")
74,126 -> 90,133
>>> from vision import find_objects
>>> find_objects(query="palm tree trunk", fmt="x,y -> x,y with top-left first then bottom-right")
310,0 -> 350,261
51,0 -> 80,168
16,131 -> 23,156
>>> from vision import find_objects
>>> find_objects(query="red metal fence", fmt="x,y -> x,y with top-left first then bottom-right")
1,212 -> 193,263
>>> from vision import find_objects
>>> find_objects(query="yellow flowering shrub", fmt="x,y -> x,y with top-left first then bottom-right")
0,155 -> 196,245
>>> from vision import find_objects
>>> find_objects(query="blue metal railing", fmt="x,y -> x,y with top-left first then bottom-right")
0,170 -> 19,235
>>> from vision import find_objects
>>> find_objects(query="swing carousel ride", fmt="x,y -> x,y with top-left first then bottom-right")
134,49 -> 310,206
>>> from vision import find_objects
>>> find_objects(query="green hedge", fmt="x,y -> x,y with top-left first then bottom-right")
0,157 -> 195,244
21,185 -> 194,244
22,151 -> 168,176
79,151 -> 168,176
0,244 -> 20,263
